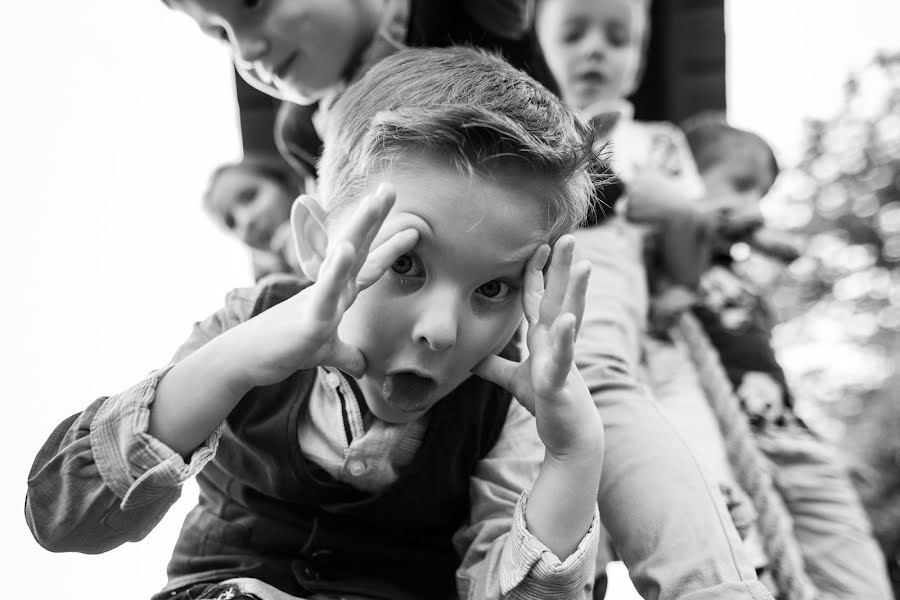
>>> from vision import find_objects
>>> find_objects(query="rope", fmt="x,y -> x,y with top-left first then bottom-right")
670,311 -> 820,600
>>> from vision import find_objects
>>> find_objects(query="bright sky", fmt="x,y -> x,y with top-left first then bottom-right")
2,2 -> 898,599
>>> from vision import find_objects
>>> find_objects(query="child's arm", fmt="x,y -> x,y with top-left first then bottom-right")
626,170 -> 717,288
570,223 -> 774,599
26,186 -> 418,553
150,186 -> 417,457
476,236 -> 604,559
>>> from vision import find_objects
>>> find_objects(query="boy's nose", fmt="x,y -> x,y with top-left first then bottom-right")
582,28 -> 609,58
411,294 -> 459,352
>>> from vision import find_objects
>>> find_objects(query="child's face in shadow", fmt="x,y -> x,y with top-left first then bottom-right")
207,167 -> 294,251
701,143 -> 777,209
536,0 -> 646,111
171,0 -> 374,104
331,158 -> 549,424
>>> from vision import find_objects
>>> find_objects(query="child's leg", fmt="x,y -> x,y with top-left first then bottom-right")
756,423 -> 893,600
573,222 -> 771,599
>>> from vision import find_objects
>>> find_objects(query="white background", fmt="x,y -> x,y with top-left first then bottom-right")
2,2 -> 898,598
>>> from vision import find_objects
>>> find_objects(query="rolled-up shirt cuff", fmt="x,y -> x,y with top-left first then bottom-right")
499,491 -> 600,596
89,365 -> 223,510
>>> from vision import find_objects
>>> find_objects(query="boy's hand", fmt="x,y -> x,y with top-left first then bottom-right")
474,236 -> 603,460
234,184 -> 418,387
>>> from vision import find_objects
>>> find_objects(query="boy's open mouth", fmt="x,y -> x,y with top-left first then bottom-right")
382,371 -> 437,412
577,69 -> 608,86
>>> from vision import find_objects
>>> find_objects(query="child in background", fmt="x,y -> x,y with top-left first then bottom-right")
535,0 -> 774,595
162,0 -> 553,178
204,153 -> 305,280
27,47 -> 605,600
163,2 -> 775,598
536,0 -> 892,594
682,115 -> 894,599
680,114 -> 790,424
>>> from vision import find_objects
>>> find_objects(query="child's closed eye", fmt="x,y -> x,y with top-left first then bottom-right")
236,187 -> 259,205
562,20 -> 587,44
605,22 -> 631,47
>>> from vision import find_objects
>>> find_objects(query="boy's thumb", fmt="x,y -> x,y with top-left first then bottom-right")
329,342 -> 366,380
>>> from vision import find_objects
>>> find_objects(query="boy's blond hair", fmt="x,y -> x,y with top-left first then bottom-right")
318,47 -> 597,240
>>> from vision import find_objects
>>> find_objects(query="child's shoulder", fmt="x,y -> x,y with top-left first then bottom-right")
249,273 -> 311,315
219,273 -> 311,324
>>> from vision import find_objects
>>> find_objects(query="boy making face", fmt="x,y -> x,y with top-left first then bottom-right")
28,47 -> 605,600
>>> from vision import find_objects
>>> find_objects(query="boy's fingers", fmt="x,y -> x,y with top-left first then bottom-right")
546,313 -> 576,391
522,245 -> 550,324
311,241 -> 356,320
561,260 -> 591,337
327,340 -> 367,380
472,355 -> 518,395
540,235 -> 575,325
337,183 -> 396,269
357,228 -> 419,289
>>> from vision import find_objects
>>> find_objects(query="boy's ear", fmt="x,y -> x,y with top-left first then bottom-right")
291,194 -> 329,281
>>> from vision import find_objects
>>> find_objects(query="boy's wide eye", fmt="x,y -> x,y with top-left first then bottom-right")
476,280 -> 511,300
391,253 -> 423,277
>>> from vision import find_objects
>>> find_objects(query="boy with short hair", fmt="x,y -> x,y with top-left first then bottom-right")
164,3 -> 778,598
27,47 -> 605,600
162,0 -> 550,178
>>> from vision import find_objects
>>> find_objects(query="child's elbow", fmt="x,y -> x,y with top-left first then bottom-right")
24,493 -> 140,555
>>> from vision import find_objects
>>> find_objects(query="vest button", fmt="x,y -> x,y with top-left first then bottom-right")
348,460 -> 366,476
325,371 -> 341,388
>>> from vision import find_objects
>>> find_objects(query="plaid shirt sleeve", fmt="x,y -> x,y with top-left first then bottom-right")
454,400 -> 600,600
24,283 -> 265,553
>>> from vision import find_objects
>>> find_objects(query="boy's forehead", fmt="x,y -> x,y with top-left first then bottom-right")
364,164 -> 550,264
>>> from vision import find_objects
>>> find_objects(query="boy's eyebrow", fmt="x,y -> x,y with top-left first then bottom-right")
493,244 -> 545,271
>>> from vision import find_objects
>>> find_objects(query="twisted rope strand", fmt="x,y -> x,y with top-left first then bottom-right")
671,311 -> 819,600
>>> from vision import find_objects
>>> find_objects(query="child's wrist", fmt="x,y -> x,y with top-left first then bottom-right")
545,426 -> 605,467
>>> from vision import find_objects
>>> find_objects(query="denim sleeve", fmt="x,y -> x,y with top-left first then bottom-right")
454,400 -> 599,599
24,283 -> 266,554
573,221 -> 773,600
